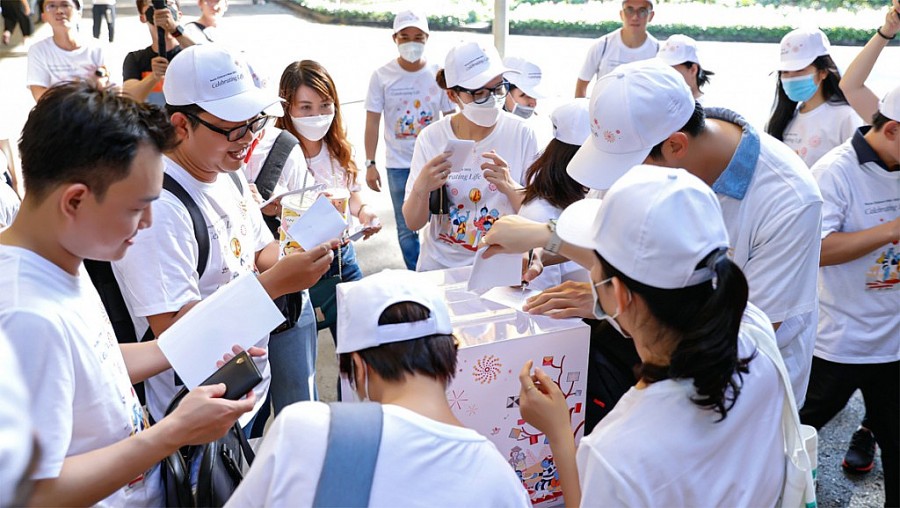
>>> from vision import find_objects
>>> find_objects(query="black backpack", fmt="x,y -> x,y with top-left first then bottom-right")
84,172 -> 242,401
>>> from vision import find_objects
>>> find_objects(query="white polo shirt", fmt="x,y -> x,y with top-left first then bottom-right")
577,28 -> 659,84
707,107 -> 823,407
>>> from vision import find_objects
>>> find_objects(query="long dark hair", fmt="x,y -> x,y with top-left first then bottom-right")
766,54 -> 848,141
598,250 -> 754,421
522,139 -> 586,209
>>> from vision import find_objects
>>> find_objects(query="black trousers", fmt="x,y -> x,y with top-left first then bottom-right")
1,0 -> 33,37
91,4 -> 115,42
799,357 -> 899,507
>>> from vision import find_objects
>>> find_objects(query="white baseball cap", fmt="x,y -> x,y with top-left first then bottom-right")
657,34 -> 701,67
503,56 -> 548,99
878,84 -> 900,121
778,27 -> 830,72
335,270 -> 453,354
444,41 -> 517,90
393,9 -> 429,34
164,45 -> 283,122
551,98 -> 591,146
566,59 -> 694,191
556,165 -> 729,289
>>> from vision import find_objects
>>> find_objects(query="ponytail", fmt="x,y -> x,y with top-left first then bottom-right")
600,250 -> 754,421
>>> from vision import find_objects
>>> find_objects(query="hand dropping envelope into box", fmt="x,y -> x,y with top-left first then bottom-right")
286,194 -> 348,250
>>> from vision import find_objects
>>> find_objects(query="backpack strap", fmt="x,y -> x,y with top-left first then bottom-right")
255,130 -> 299,201
163,174 -> 211,279
313,402 -> 384,508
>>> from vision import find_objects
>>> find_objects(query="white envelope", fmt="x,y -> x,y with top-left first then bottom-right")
157,273 -> 284,389
286,194 -> 347,250
445,139 -> 476,172
467,247 -> 523,292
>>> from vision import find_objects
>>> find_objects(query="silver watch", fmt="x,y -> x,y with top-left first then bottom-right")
544,219 -> 562,254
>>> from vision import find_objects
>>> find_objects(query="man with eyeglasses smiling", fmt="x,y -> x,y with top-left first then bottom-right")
574,0 -> 658,98
26,0 -> 113,101
112,44 -> 339,430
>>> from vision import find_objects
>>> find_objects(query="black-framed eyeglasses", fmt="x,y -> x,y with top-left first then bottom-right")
184,113 -> 270,141
455,79 -> 510,105
623,6 -> 652,18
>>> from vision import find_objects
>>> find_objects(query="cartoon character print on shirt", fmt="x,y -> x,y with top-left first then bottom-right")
437,149 -> 510,251
867,245 -> 900,290
394,98 -> 436,140
211,193 -> 258,284
783,130 -> 822,161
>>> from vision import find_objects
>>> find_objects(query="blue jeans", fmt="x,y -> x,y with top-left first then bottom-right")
324,242 -> 363,343
267,293 -> 318,413
387,167 -> 419,271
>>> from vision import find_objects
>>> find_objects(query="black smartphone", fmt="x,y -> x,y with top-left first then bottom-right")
200,350 -> 262,400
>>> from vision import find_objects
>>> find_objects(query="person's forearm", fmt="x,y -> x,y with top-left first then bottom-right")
364,112 -> 381,161
402,185 -> 430,231
574,79 -> 589,99
547,434 -> 581,508
821,224 -> 899,266
29,423 -> 179,507
349,191 -> 365,218
120,340 -> 171,384
504,186 -> 525,213
122,76 -> 158,103
30,85 -> 47,102
840,31 -> 889,120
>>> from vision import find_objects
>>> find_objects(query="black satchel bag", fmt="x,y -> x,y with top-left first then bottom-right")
429,185 -> 451,215
161,388 -> 256,507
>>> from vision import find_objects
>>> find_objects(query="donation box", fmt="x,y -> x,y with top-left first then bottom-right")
421,267 -> 590,507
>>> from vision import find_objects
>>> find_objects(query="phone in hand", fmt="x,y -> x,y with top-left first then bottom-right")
200,350 -> 262,400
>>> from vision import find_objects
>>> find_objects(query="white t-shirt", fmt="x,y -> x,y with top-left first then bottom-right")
0,180 -> 20,228
812,134 -> 900,364
365,59 -> 455,169
0,328 -> 33,507
708,108 -> 822,407
306,144 -> 361,193
783,102 -> 863,168
243,127 -> 309,197
26,37 -> 112,90
577,28 -> 659,84
406,114 -> 539,271
0,246 -> 161,507
112,158 -> 273,423
226,402 -> 532,508
576,303 -> 785,507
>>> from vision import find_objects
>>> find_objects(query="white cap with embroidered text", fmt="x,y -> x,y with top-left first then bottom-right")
878,83 -> 900,121
657,34 -> 701,67
556,165 -> 729,289
444,41 -> 517,90
778,27 -> 830,72
503,56 -> 548,99
566,59 -> 694,191
393,9 -> 429,34
335,270 -> 453,354
164,44 -> 283,122
551,98 -> 591,146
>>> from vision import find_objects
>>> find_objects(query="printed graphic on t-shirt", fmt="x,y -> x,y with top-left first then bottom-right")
392,96 -> 437,140
210,195 -> 257,284
868,245 -> 900,291
783,131 -> 821,161
437,152 -> 507,252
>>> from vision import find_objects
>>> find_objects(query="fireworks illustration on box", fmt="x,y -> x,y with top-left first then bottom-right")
472,354 -> 503,384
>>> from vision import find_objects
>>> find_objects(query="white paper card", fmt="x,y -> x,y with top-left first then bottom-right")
481,286 -> 541,311
467,247 -> 522,292
286,194 -> 347,250
157,273 -> 284,389
258,183 -> 326,208
445,139 -> 475,172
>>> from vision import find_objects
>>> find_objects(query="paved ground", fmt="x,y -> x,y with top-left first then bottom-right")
1,2 -> 892,505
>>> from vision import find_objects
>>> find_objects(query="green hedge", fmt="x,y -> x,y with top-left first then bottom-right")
290,1 -> 878,45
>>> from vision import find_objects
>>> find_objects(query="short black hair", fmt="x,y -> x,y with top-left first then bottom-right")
871,111 -> 894,131
19,81 -> 176,201
338,301 -> 458,386
165,103 -> 204,129
647,100 -> 706,160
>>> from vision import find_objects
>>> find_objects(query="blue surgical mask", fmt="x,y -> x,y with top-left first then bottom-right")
781,74 -> 819,103
590,277 -> 630,338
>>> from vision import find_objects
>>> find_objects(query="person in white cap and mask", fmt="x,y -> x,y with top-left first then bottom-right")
485,59 -> 821,431
503,55 -> 553,146
766,27 -> 862,168
364,9 -> 456,271
799,85 -> 900,504
656,34 -> 714,100
403,40 -> 538,271
511,165 -> 787,507
112,44 -> 339,429
518,98 -> 590,289
226,270 -> 532,507
574,0 -> 658,98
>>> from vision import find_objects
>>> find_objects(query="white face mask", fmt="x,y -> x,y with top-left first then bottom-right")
510,103 -> 535,120
290,113 -> 334,142
591,277 -> 630,338
398,42 -> 425,63
460,95 -> 502,128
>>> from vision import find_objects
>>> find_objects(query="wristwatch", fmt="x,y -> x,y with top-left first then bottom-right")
170,25 -> 184,37
365,159 -> 377,168
544,219 -> 562,255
